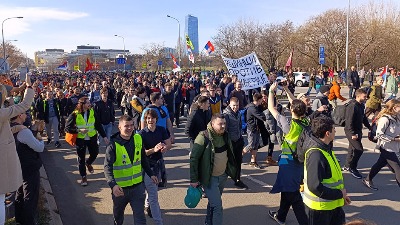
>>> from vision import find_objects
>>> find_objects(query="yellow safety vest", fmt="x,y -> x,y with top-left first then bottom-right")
303,147 -> 345,211
113,134 -> 143,187
281,118 -> 309,155
75,109 -> 96,139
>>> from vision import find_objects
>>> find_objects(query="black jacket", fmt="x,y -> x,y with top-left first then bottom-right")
349,70 -> 360,88
163,91 -> 175,113
36,98 -> 61,123
104,132 -> 153,189
304,134 -> 343,201
344,99 -> 371,135
58,97 -> 68,117
11,123 -> 42,178
246,102 -> 266,132
93,100 -> 115,125
185,108 -> 212,140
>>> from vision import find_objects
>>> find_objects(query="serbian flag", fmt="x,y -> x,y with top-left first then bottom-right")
85,58 -> 93,72
187,45 -> 195,64
170,54 -> 181,72
285,49 -> 294,72
380,65 -> 388,88
56,61 -> 68,70
203,41 -> 215,55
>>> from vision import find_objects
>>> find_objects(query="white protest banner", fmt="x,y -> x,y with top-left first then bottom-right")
222,52 -> 269,90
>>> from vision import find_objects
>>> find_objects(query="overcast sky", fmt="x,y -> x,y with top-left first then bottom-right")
0,0 -> 387,58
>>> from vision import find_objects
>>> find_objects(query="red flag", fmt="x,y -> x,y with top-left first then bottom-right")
85,58 -> 93,72
285,49 -> 294,72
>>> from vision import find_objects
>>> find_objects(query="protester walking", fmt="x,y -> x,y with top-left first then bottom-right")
363,99 -> 400,191
365,77 -> 384,119
190,114 -> 238,225
104,115 -> 158,225
304,116 -> 351,225
65,97 -> 108,186
343,89 -> 371,179
139,109 -> 171,224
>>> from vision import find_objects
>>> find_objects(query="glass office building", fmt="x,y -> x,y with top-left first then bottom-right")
185,14 -> 199,54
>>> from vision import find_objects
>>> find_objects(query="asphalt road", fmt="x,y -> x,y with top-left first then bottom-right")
42,86 -> 400,225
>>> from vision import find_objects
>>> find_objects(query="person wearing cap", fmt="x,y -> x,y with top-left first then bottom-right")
190,114 -> 238,225
312,85 -> 333,117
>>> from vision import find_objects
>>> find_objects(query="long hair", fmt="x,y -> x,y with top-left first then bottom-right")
0,84 -> 7,108
75,97 -> 89,114
375,99 -> 400,121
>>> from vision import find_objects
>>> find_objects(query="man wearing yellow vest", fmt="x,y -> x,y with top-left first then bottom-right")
104,115 -> 158,225
304,116 -> 351,225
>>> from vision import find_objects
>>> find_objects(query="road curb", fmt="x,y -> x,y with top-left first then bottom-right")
40,166 -> 63,225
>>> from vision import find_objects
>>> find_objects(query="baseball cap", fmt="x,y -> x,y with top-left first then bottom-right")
184,186 -> 202,208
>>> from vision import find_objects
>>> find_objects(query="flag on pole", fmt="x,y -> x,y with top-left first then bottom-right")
285,49 -> 294,72
56,61 -> 68,70
187,46 -> 195,64
186,34 -> 194,50
203,41 -> 215,55
380,65 -> 388,88
85,58 -> 93,72
170,54 -> 181,72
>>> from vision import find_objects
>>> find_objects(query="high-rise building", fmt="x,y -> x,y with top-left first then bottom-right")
185,14 -> 199,54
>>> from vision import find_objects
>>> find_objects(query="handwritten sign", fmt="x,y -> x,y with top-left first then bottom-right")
222,52 -> 269,90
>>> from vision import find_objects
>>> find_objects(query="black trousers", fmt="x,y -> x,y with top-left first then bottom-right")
76,137 -> 99,177
276,191 -> 308,225
345,131 -> 364,169
15,170 -> 41,225
232,138 -> 245,181
174,103 -> 181,126
59,116 -> 66,135
259,123 -> 274,156
367,147 -> 400,186
307,206 -> 345,225
112,183 -> 146,225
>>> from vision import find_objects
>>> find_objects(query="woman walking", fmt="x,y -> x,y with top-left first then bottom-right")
65,97 -> 108,186
362,99 -> 400,191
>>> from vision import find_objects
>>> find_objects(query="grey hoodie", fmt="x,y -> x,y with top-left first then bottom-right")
377,114 -> 400,153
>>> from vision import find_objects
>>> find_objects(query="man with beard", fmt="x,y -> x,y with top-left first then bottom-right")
66,86 -> 84,115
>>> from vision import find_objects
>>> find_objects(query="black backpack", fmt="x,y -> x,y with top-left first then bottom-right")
283,119 -> 311,163
368,115 -> 391,143
332,102 -> 350,127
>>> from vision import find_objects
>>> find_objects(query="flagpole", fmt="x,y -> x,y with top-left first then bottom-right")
345,0 -> 350,70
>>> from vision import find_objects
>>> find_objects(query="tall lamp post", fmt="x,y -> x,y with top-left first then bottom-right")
114,34 -> 126,71
345,0 -> 350,70
2,17 -> 23,66
167,15 -> 181,65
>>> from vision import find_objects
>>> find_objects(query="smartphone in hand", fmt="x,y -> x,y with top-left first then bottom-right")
19,67 -> 28,81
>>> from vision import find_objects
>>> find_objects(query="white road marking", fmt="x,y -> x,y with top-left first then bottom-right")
334,141 -> 376,152
241,174 -> 273,188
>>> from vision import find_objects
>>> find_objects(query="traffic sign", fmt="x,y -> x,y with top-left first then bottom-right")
158,60 -> 162,66
319,45 -> 325,65
142,62 -> 147,69
116,58 -> 126,64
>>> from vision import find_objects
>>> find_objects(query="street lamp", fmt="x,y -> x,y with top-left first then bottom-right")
167,15 -> 181,65
114,34 -> 126,71
2,17 -> 23,67
345,0 -> 350,70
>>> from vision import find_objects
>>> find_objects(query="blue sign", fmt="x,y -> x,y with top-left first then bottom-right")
116,58 -> 126,64
319,45 -> 325,65
157,60 -> 163,66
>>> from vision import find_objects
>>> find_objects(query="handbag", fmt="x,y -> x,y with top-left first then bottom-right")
65,132 -> 77,146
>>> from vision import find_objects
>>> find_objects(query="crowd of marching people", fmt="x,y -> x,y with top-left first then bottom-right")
1,66 -> 399,225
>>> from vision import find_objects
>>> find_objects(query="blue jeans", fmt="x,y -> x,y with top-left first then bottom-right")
203,173 -> 228,225
144,173 -> 163,225
100,123 -> 113,146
